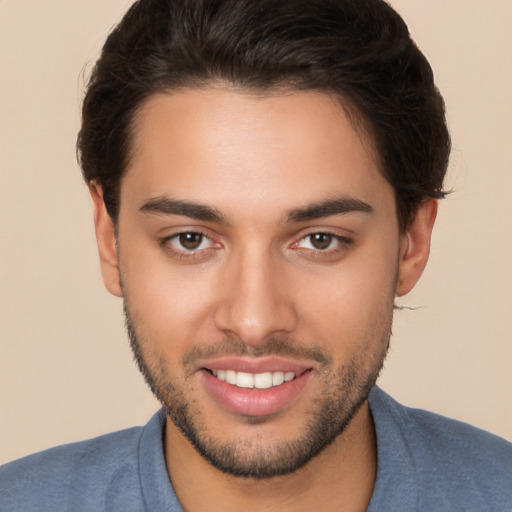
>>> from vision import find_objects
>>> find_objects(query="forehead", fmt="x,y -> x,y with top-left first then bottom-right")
123,88 -> 392,219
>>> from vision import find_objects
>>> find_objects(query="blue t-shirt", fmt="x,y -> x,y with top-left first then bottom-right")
1,387 -> 511,511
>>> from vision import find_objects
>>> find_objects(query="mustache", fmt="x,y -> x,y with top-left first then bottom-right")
122,302 -> 332,370
181,337 -> 332,369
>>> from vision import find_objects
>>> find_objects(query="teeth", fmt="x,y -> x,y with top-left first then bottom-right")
272,371 -> 285,386
254,372 -> 273,389
225,370 -> 237,385
212,370 -> 296,389
236,372 -> 254,388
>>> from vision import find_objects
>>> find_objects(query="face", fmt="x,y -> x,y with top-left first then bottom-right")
92,88 -> 434,478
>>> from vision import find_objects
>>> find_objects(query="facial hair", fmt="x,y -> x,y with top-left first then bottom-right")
124,303 -> 390,479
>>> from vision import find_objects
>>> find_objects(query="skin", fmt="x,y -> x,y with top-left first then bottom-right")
90,88 -> 436,512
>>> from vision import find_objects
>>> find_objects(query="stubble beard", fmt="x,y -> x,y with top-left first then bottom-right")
123,303 -> 390,479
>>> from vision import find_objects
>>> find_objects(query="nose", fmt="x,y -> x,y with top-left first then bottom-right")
214,246 -> 298,346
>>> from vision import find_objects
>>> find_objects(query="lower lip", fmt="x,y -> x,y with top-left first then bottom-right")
200,369 -> 312,417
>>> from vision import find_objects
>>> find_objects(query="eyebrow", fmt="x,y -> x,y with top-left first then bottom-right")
140,197 -> 228,224
286,196 -> 373,223
139,195 -> 373,224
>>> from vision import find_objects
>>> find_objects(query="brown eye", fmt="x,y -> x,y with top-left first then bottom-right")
178,232 -> 205,250
294,232 -> 352,257
309,233 -> 334,250
164,231 -> 217,260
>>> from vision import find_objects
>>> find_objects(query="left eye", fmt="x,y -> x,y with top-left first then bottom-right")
297,233 -> 342,251
169,232 -> 212,251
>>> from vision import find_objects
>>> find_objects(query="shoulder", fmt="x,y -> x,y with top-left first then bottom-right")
369,387 -> 512,511
0,412 -> 164,511
372,387 -> 512,469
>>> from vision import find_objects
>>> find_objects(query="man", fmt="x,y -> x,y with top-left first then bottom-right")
1,0 -> 511,510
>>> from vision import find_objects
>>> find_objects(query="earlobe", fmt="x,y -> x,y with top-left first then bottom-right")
395,200 -> 438,297
89,182 -> 123,298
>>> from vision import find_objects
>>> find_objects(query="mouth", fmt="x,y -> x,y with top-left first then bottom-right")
199,360 -> 313,416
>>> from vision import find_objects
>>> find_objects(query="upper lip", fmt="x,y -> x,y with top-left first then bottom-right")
195,356 -> 313,374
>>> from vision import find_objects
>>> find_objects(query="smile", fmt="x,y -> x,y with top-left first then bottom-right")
211,369 -> 296,389
201,365 -> 312,416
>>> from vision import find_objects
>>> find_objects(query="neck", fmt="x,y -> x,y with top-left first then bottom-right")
164,402 -> 377,512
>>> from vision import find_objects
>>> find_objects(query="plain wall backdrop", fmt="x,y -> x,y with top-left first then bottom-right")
1,0 -> 511,464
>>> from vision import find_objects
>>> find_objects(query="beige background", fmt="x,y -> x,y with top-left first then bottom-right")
1,0 -> 511,464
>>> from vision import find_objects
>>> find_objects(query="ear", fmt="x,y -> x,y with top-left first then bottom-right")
395,199 -> 438,297
89,182 -> 123,298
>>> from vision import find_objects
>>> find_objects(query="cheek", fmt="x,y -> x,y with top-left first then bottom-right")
120,250 -> 217,354
295,246 -> 397,353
